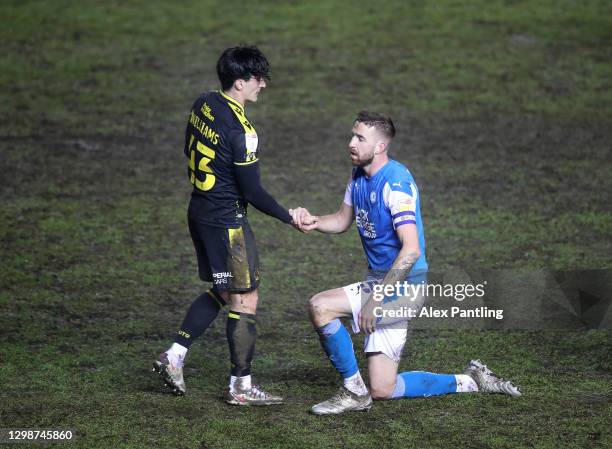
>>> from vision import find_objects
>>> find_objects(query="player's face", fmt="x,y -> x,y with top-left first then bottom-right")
348,122 -> 378,167
243,76 -> 267,102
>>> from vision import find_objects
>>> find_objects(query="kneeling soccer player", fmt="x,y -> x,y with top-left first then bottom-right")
292,111 -> 522,414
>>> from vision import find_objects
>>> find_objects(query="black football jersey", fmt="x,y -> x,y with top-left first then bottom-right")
184,90 -> 260,227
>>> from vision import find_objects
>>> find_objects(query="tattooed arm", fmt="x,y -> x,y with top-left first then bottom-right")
359,224 -> 421,334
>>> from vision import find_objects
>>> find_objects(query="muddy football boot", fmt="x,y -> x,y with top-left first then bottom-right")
152,352 -> 186,396
465,359 -> 522,397
311,386 -> 373,415
224,382 -> 284,406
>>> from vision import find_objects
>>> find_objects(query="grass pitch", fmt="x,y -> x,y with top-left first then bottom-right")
1,1 -> 611,448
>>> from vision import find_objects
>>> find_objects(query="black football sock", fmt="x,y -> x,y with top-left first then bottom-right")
226,310 -> 257,377
174,290 -> 225,348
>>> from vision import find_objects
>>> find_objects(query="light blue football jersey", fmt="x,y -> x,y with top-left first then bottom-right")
344,159 -> 428,274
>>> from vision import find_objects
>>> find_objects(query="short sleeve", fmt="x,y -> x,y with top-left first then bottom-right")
343,175 -> 354,206
383,180 -> 418,229
230,131 -> 259,166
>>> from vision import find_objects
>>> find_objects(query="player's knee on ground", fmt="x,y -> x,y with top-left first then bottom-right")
369,378 -> 396,400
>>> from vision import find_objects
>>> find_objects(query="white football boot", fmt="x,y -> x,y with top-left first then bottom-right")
225,377 -> 283,406
311,386 -> 373,415
153,352 -> 186,396
465,359 -> 522,397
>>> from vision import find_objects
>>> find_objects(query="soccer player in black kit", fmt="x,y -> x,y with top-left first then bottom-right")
153,46 -> 297,405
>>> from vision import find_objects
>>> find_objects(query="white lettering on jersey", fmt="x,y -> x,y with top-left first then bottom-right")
356,208 -> 376,238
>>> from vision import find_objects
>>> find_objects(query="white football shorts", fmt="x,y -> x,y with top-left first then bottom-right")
343,278 -> 426,363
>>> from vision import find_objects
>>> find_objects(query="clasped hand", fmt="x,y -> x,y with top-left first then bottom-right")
288,207 -> 318,233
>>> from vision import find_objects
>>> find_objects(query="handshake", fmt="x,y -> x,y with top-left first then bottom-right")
288,207 -> 319,233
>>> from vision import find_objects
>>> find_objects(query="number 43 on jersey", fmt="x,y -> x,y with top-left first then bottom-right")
188,134 -> 216,191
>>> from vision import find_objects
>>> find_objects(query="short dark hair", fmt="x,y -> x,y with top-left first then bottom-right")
216,46 -> 270,91
355,111 -> 396,140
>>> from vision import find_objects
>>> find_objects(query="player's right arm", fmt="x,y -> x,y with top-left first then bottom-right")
230,130 -> 292,224
291,175 -> 355,233
234,162 -> 291,223
308,202 -> 354,234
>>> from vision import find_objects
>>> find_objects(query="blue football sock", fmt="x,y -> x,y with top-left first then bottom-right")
316,319 -> 358,379
391,371 -> 458,398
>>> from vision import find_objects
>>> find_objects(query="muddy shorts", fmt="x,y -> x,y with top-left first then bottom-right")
188,218 -> 260,292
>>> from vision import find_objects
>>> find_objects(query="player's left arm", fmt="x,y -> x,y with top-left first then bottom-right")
359,177 -> 421,334
359,224 -> 420,334
382,224 -> 420,284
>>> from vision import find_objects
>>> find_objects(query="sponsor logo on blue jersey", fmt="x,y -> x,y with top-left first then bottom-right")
356,209 -> 376,238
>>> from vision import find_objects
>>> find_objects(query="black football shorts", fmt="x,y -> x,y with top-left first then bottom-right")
188,218 -> 260,292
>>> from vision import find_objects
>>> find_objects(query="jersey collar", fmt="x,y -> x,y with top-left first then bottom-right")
219,90 -> 245,115
365,159 -> 391,180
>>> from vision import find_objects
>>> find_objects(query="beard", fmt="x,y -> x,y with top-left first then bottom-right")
351,152 -> 375,167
